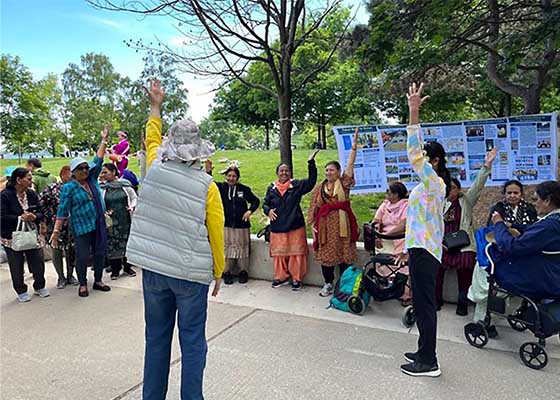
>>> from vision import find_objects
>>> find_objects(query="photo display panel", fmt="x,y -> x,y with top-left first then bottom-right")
333,113 -> 557,194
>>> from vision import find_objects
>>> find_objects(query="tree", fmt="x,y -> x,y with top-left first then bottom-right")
212,63 -> 278,150
90,0 -> 352,170
0,55 -> 50,160
35,74 -> 65,157
62,53 -> 121,151
116,54 -> 190,150
360,0 -> 560,115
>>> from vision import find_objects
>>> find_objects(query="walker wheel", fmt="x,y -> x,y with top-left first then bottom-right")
464,321 -> 489,348
348,296 -> 365,315
507,315 -> 528,332
402,305 -> 416,328
519,342 -> 548,370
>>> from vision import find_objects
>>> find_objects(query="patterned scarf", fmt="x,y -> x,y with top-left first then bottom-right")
321,178 -> 349,238
500,199 -> 535,224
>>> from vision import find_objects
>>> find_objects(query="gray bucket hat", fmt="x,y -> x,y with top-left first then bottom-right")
157,119 -> 215,162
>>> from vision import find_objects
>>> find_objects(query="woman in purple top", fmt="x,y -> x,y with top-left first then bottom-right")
107,130 -> 130,177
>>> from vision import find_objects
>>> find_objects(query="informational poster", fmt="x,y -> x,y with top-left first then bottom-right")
333,113 -> 558,194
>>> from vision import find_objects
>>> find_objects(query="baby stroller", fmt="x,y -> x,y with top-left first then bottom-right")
348,224 -> 416,328
464,240 -> 560,370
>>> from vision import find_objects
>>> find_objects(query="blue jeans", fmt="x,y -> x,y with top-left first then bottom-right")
142,269 -> 209,400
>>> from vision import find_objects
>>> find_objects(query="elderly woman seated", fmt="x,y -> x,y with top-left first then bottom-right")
469,181 -> 560,336
488,180 -> 560,297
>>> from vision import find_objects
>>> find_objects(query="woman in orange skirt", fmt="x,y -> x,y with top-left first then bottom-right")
263,150 -> 319,291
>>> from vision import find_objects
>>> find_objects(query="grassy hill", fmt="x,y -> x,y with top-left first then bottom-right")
1,150 -> 385,235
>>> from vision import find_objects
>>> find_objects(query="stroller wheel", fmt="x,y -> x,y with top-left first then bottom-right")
507,315 -> 528,332
464,321 -> 489,348
348,296 -> 365,315
402,305 -> 416,328
519,342 -> 548,370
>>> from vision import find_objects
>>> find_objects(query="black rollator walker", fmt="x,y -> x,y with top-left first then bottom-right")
464,244 -> 560,370
349,223 -> 416,328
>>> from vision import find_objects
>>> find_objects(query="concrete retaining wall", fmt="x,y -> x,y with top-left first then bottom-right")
247,235 -> 459,302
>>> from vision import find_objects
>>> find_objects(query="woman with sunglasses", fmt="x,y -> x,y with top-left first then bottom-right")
50,126 -> 111,297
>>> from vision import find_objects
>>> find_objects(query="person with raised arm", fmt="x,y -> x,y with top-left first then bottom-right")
395,83 -> 451,377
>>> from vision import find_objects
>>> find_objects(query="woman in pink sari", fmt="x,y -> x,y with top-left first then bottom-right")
373,181 -> 411,305
107,131 -> 130,177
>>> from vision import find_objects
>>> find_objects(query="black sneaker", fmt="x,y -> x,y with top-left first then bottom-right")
123,267 -> 137,277
400,361 -> 441,377
271,278 -> 290,288
110,271 -> 120,280
403,352 -> 417,363
223,272 -> 234,285
291,281 -> 302,291
238,270 -> 249,284
436,299 -> 444,311
456,302 -> 468,316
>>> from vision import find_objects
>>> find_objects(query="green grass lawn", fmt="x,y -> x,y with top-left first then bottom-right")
1,150 -> 384,235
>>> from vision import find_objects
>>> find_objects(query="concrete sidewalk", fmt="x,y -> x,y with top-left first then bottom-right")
1,262 -> 559,400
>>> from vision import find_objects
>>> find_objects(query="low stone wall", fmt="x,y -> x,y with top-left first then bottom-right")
247,235 -> 459,302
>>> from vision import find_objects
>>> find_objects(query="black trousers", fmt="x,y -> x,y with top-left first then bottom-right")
109,256 -> 132,275
321,263 -> 350,284
408,248 -> 440,365
3,246 -> 46,295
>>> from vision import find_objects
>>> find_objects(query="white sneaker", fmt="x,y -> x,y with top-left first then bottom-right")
34,288 -> 50,298
17,292 -> 31,303
319,282 -> 333,297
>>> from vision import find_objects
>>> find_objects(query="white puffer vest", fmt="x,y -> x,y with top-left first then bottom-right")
126,160 -> 214,285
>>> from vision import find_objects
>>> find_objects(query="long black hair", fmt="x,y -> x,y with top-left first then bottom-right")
102,163 -> 119,177
6,167 -> 30,190
423,141 -> 451,197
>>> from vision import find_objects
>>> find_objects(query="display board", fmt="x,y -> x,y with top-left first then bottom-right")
333,113 -> 558,194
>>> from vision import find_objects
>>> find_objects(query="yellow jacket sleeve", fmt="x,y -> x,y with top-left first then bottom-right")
146,117 -> 162,170
206,182 -> 225,279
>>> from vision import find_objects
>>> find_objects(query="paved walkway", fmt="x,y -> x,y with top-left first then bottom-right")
1,263 -> 559,400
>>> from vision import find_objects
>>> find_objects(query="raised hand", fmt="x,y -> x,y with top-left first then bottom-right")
101,124 -> 110,142
406,82 -> 429,111
352,128 -> 359,151
485,147 -> 498,167
308,149 -> 320,161
143,79 -> 164,108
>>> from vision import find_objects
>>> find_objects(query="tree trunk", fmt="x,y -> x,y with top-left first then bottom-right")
317,120 -> 321,148
523,88 -> 541,114
50,138 -> 57,158
265,120 -> 270,150
320,114 -> 327,149
277,93 -> 293,170
504,93 -> 512,116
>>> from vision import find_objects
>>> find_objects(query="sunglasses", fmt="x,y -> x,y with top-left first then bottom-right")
75,165 -> 89,172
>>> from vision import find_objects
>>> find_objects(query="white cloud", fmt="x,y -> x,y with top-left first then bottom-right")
167,35 -> 187,46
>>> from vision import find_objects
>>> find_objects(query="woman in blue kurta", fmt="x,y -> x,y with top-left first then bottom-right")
51,127 -> 112,297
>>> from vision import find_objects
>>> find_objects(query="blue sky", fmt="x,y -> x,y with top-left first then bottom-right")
1,0 -> 368,122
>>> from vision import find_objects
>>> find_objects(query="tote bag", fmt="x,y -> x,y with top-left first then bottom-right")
11,217 -> 38,252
